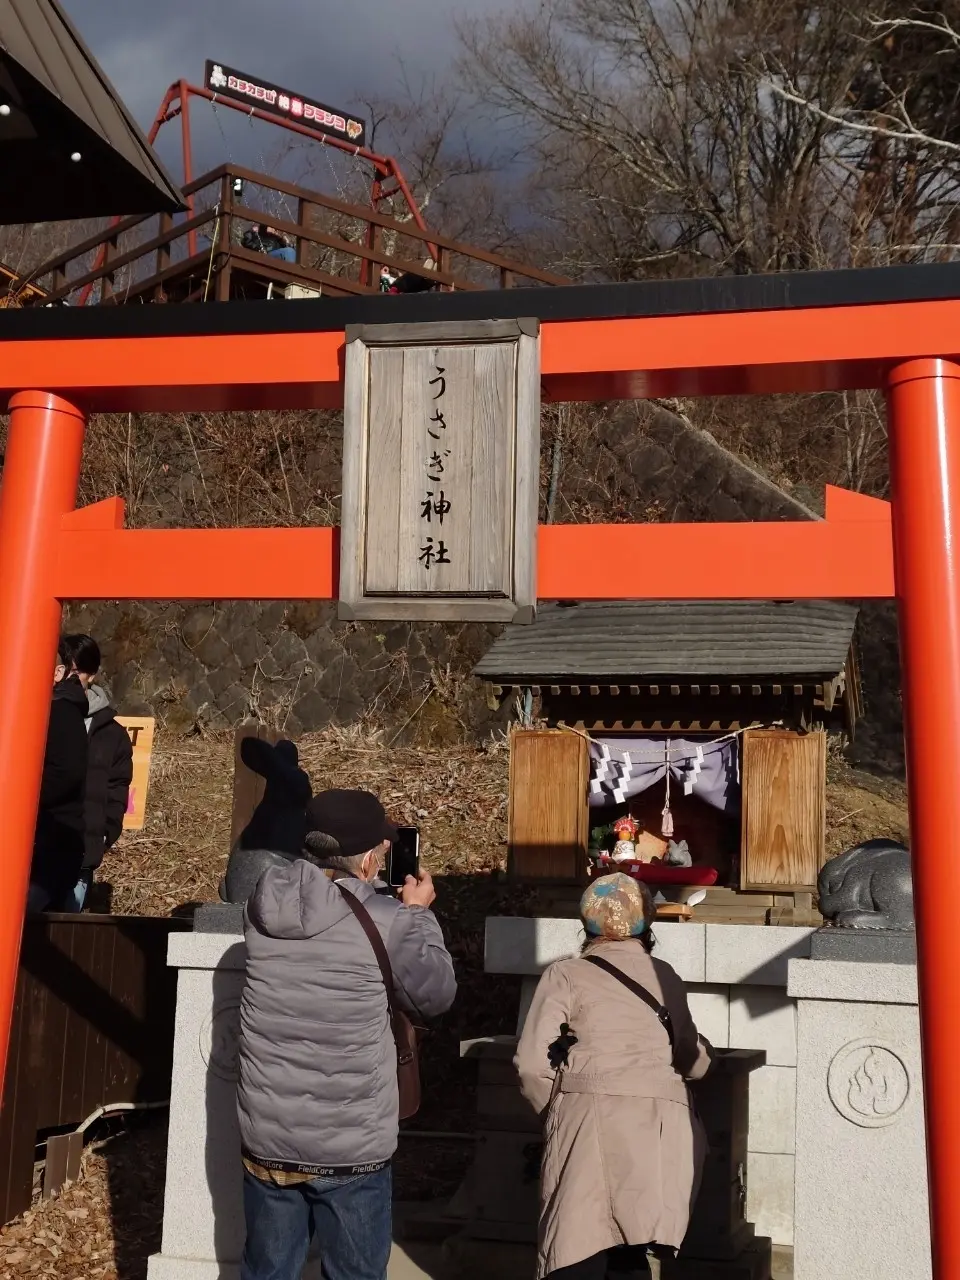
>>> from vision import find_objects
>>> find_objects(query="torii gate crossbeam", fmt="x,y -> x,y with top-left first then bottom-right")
0,266 -> 957,1274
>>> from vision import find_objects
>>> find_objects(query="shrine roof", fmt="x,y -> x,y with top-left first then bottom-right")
2,259 -> 960,340
473,600 -> 859,683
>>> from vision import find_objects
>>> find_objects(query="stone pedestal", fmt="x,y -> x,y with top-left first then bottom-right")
149,913 -> 450,1280
788,958 -> 930,1280
484,918 -> 813,1246
147,928 -> 248,1280
146,922 -> 332,1280
665,1051 -> 771,1280
440,1036 -> 772,1279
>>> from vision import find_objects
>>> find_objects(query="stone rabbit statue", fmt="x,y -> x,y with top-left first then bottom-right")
817,838 -> 914,930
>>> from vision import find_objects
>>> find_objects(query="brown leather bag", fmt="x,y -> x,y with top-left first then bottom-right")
335,883 -> 421,1120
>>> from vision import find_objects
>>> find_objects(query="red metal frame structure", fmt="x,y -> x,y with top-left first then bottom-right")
79,78 -> 431,302
0,265 -> 956,1271
148,79 -> 432,253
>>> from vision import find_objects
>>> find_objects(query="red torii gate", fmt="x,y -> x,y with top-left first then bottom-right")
0,267 -> 955,1270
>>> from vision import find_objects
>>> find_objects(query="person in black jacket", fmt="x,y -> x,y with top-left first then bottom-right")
27,642 -> 90,913
241,223 -> 295,263
57,635 -> 134,912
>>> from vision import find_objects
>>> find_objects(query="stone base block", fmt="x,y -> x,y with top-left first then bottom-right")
398,1210 -> 468,1244
148,1259 -> 245,1280
662,1237 -> 773,1280
149,1249 -> 430,1280
192,902 -> 244,934
808,928 -> 916,964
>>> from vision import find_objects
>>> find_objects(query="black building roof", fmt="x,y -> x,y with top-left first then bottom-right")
0,259 -> 960,339
0,0 -> 184,222
474,600 -> 859,684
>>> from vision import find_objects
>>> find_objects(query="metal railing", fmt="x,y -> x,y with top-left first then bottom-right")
22,163 -> 569,306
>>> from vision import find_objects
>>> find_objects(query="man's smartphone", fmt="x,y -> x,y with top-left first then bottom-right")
388,826 -> 420,888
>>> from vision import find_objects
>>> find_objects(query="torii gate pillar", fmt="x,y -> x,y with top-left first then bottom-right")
888,358 -> 960,1276
0,391 -> 85,1062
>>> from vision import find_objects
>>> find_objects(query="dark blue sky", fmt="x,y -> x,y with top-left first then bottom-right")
62,0 -> 510,180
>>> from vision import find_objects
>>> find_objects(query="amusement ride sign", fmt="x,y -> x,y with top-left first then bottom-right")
204,60 -> 367,148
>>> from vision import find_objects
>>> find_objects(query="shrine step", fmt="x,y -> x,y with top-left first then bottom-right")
661,1236 -> 773,1280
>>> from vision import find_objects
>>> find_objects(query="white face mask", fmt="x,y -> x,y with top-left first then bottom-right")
357,842 -> 390,882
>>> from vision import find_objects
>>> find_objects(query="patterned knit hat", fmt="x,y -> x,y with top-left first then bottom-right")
580,873 -> 654,939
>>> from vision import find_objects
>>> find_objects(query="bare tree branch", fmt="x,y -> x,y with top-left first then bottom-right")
764,77 -> 960,157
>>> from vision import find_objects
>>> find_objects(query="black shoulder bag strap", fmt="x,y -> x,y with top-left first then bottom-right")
583,954 -> 675,1051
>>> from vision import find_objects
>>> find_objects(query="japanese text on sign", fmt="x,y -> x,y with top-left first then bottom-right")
204,61 -> 367,146
419,359 -> 454,569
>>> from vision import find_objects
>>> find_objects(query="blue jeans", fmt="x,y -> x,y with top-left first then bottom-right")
26,871 -> 90,914
60,871 -> 92,912
268,246 -> 296,263
241,1165 -> 392,1280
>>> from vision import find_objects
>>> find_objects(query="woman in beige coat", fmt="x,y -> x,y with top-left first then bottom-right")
516,873 -> 712,1280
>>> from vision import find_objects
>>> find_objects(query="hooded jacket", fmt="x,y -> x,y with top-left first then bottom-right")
237,859 -> 457,1172
82,685 -> 134,870
32,677 -> 89,899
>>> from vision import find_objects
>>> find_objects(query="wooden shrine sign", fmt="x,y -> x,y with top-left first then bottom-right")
339,319 -> 540,622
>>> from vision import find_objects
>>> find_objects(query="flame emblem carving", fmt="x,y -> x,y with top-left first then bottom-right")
199,1000 -> 242,1082
828,1040 -> 910,1128
849,1049 -> 900,1118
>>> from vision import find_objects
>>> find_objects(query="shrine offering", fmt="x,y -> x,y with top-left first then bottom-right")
611,815 -> 639,862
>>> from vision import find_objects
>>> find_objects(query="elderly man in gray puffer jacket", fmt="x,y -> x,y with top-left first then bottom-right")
237,788 -> 456,1280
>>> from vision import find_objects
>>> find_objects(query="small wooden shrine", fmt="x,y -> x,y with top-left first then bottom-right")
475,600 -> 861,924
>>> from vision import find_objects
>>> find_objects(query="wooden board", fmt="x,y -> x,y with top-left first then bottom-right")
508,730 -> 589,879
740,729 -> 826,890
339,318 -> 540,622
0,914 -> 188,1228
229,721 -> 281,850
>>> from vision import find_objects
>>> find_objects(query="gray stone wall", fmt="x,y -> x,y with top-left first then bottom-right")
587,403 -> 820,524
64,598 -> 504,742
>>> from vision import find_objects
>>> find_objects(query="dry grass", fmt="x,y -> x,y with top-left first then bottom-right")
0,1114 -> 474,1280
0,1117 -> 166,1280
826,757 -> 909,858
103,724 -> 512,917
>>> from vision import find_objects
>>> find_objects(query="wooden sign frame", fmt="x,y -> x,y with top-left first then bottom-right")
339,318 -> 541,622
